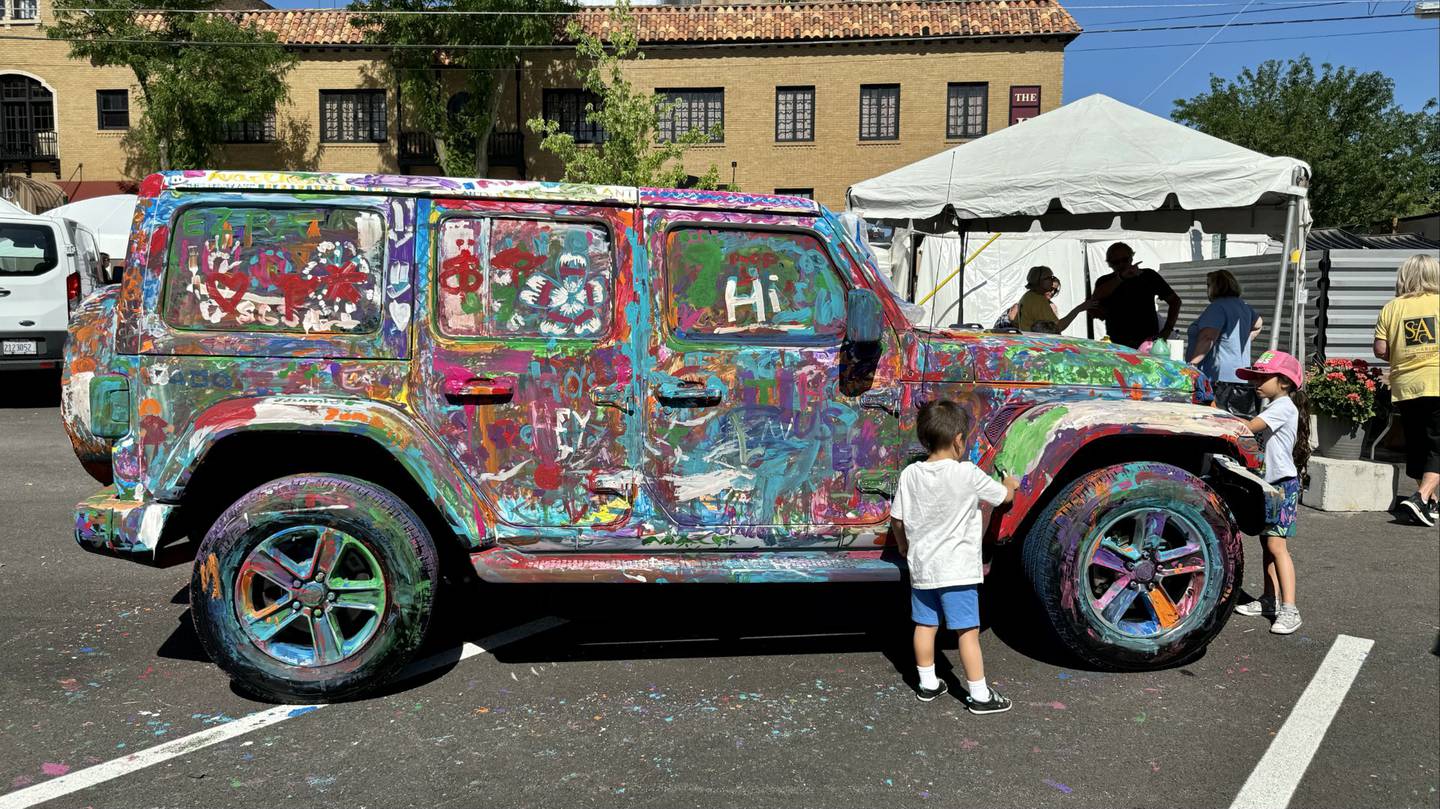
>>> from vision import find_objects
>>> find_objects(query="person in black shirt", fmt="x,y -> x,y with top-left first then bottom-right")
1089,242 -> 1182,350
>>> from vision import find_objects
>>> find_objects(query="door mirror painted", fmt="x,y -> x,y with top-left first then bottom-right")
845,288 -> 884,345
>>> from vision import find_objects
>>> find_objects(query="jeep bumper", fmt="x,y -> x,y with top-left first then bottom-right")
75,489 -> 181,560
1203,454 -> 1283,535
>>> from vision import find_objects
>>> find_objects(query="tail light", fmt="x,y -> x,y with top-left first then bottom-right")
66,270 -> 81,317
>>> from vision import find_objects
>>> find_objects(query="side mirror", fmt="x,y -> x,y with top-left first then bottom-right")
845,288 -> 884,345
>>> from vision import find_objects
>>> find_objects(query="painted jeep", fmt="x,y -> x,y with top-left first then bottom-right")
61,171 -> 1279,702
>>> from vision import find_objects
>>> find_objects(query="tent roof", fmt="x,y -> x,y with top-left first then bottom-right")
847,94 -> 1310,238
46,195 -> 138,260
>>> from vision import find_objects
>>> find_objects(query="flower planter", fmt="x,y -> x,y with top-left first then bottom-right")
1315,414 -> 1365,460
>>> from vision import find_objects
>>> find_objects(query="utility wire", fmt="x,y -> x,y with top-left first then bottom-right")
49,0 -> 1421,13
6,11 -> 1417,50
1140,0 -> 1259,104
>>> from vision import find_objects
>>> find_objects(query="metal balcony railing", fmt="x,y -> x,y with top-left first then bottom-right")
0,130 -> 57,162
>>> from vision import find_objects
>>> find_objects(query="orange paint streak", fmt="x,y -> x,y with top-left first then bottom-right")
1149,588 -> 1179,628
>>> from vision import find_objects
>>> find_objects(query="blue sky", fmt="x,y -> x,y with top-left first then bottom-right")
269,0 -> 1440,116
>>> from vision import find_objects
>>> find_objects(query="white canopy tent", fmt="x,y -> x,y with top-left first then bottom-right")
46,194 -> 137,264
847,94 -> 1312,352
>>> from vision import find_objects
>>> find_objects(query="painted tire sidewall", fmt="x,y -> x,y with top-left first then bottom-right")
1032,463 -> 1240,668
191,477 -> 433,700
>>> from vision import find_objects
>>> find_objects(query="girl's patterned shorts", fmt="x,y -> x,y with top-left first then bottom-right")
1262,476 -> 1301,538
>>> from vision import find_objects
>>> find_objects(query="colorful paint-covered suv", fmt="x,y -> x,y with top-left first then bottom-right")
62,171 -> 1279,701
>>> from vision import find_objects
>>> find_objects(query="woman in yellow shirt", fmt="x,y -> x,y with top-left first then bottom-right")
1012,266 -> 1091,334
1375,253 -> 1440,526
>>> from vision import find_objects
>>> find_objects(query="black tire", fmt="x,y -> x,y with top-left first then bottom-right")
190,474 -> 439,702
1022,462 -> 1242,670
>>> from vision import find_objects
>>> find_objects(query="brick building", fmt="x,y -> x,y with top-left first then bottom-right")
1,0 -> 1078,209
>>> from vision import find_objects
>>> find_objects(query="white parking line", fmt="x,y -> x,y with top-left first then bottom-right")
0,616 -> 567,809
1229,634 -> 1375,809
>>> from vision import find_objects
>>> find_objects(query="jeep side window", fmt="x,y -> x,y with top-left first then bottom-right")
436,217 -> 613,339
162,205 -> 385,334
664,227 -> 846,341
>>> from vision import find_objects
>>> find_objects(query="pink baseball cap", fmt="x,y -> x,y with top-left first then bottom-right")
1236,350 -> 1304,389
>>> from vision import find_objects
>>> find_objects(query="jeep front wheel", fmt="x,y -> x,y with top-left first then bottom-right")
190,474 -> 439,702
1022,462 -> 1242,670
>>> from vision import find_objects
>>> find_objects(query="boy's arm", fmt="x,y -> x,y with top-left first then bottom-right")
1000,475 -> 1020,505
890,519 -> 908,555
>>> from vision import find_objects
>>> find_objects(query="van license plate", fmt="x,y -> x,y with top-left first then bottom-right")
2,340 -> 37,355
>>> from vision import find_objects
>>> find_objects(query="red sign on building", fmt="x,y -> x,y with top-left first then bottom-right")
1009,85 -> 1041,125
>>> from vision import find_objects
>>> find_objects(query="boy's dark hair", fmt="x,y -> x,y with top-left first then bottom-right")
916,399 -> 970,452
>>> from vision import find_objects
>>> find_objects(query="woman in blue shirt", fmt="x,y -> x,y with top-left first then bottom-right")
1187,270 -> 1263,417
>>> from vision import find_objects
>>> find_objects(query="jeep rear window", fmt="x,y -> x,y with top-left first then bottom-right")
163,205 -> 385,333
665,227 -> 846,341
436,217 -> 613,339
0,222 -> 59,276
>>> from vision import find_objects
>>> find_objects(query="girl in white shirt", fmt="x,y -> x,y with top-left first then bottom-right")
1234,351 -> 1311,635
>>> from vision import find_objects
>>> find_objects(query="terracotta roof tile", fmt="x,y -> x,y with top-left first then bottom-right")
138,1 -> 1078,48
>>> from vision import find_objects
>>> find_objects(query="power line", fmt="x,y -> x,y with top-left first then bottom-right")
50,0 -> 1422,13
1140,0 -> 1259,104
1069,23 -> 1436,49
13,23 -> 1433,67
6,11 -> 1418,51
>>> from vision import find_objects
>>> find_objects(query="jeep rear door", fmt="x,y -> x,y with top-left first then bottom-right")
640,208 -> 904,544
412,200 -> 636,534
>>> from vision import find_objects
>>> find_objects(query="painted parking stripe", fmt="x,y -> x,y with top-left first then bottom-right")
0,616 -> 566,809
1229,634 -> 1375,809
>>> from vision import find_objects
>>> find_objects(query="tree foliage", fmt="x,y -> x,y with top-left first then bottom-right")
47,0 -> 296,172
528,1 -> 723,189
1173,57 -> 1440,228
352,0 -> 571,177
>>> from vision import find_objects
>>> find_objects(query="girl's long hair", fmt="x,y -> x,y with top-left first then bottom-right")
1290,384 -> 1312,475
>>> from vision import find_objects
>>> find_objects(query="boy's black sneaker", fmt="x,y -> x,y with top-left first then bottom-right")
915,681 -> 948,702
1399,493 -> 1436,527
963,688 -> 1013,715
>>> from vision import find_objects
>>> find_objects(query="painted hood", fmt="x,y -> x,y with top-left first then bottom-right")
920,331 -> 1201,395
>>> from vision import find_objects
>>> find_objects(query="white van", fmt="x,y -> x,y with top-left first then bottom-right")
0,212 -> 107,372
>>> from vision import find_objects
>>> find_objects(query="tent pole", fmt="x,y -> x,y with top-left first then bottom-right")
1290,238 -> 1307,359
1268,196 -> 1300,352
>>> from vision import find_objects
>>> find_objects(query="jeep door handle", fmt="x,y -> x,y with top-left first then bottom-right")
444,375 -> 515,401
655,379 -> 723,408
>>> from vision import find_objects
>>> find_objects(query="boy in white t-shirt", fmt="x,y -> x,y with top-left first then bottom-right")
890,400 -> 1019,714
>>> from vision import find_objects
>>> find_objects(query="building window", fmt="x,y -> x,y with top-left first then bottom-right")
1009,85 -> 1041,125
320,90 -> 387,143
775,86 -> 814,142
2,0 -> 38,20
1,75 -> 55,160
774,188 -> 814,199
858,84 -> 899,141
222,111 -> 277,144
946,83 -> 987,139
542,89 -> 605,144
96,90 -> 129,130
657,88 -> 723,143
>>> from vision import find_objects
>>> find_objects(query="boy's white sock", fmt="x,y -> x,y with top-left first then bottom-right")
917,665 -> 940,690
967,678 -> 991,703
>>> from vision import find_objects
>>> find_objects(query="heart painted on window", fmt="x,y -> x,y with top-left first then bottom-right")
205,269 -> 251,315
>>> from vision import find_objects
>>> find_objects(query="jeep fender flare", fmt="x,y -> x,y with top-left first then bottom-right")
983,399 -> 1262,542
151,395 -> 490,547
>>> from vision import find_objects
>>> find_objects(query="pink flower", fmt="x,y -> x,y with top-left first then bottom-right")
1352,359 -> 1369,372
1365,380 -> 1376,391
1327,372 -> 1346,382
1346,392 -> 1362,402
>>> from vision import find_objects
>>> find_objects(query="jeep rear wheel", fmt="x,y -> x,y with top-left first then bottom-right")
190,474 -> 438,702
1022,462 -> 1242,670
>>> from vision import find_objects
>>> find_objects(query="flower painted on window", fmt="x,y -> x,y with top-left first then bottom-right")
517,251 -> 609,336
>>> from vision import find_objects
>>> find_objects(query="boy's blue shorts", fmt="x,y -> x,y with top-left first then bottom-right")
911,584 -> 981,630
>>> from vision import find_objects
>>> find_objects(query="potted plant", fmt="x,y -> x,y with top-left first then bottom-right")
1305,358 -> 1383,460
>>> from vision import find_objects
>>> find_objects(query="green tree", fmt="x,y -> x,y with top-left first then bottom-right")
528,0 -> 723,189
352,0 -> 571,177
1173,57 -> 1440,228
47,1 -> 296,172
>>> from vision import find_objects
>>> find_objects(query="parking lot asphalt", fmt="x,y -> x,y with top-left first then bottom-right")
1,374 -> 1437,809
